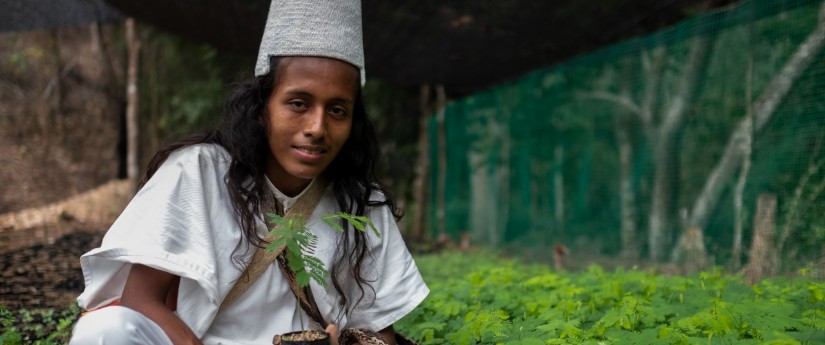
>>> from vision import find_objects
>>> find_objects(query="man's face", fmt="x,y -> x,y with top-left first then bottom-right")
262,56 -> 359,196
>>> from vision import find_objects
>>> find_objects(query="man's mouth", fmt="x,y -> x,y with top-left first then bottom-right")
295,146 -> 327,155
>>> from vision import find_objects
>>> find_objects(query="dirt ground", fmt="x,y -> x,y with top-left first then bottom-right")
0,179 -> 129,310
0,229 -> 103,310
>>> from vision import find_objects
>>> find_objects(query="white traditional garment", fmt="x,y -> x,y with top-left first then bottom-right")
74,144 -> 429,345
70,306 -> 173,345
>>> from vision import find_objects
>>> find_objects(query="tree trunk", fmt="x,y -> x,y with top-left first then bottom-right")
579,9 -> 716,263
41,30 -> 62,145
410,84 -> 432,241
617,117 -> 639,260
685,2 -> 825,234
553,145 -> 565,239
469,151 -> 494,246
530,160 -> 552,244
434,85 -> 447,239
125,18 -> 141,193
742,193 -> 777,284
731,56 -> 755,270
647,142 -> 673,263
648,31 -> 714,263
675,227 -> 709,275
731,119 -> 752,270
493,107 -> 511,246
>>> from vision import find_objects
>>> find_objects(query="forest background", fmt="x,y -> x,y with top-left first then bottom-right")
430,0 -> 825,281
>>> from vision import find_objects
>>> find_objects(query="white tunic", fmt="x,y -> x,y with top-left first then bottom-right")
76,144 -> 429,345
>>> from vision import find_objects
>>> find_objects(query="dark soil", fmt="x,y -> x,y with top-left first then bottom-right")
0,228 -> 104,310
278,330 -> 330,345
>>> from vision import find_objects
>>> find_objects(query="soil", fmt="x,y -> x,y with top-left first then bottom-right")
0,179 -> 125,311
278,330 -> 330,345
0,228 -> 104,310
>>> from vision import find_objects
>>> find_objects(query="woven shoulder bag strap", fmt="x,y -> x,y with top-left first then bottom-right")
219,177 -> 329,311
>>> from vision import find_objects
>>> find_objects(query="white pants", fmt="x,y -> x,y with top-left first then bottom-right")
69,306 -> 174,345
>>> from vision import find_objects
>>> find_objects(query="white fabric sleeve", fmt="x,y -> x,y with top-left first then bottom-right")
343,201 -> 429,332
76,144 -> 244,337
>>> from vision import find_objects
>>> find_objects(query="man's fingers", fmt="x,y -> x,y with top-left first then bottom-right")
326,324 -> 339,345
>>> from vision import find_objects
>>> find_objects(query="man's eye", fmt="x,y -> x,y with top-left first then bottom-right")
330,107 -> 347,117
289,101 -> 307,108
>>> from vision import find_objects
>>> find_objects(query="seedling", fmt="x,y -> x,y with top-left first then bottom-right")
265,211 -> 379,344
265,212 -> 379,288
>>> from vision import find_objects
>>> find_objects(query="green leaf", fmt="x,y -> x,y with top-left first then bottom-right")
321,212 -> 381,237
801,309 -> 825,330
321,215 -> 347,232
295,270 -> 310,287
285,240 -> 301,255
503,338 -> 544,345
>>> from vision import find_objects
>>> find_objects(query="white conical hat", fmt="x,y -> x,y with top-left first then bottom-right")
255,0 -> 365,86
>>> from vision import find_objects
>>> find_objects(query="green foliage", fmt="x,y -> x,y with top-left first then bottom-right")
396,251 -> 825,344
4,251 -> 822,344
0,304 -> 82,344
139,29 -> 247,146
266,212 -> 378,288
321,212 -> 379,237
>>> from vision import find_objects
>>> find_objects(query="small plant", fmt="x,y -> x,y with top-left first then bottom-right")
0,304 -> 82,345
394,251 -> 825,344
266,211 -> 379,344
266,212 -> 379,288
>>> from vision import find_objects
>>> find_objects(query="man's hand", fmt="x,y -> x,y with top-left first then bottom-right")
326,324 -> 339,345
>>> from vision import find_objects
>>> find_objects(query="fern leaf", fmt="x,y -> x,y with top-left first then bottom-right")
801,309 -> 825,330
361,216 -> 380,237
265,241 -> 282,252
321,213 -> 381,237
266,212 -> 288,225
335,213 -> 362,231
285,240 -> 301,255
295,270 -> 310,287
321,215 -> 347,232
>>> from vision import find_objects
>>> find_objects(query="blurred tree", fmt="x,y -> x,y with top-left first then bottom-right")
677,1 -> 825,263
125,18 -> 140,192
361,80 -> 424,236
584,24 -> 717,262
136,27 -> 247,170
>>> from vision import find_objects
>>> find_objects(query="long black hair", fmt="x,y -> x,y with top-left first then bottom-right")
139,56 -> 401,316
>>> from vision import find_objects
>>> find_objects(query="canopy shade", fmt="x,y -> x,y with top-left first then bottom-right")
2,0 -> 734,95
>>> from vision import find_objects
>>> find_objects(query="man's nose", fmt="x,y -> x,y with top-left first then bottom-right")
303,108 -> 325,138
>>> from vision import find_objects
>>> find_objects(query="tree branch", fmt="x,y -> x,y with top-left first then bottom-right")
778,156 -> 825,252
579,91 -> 643,117
659,33 -> 712,139
640,45 -> 665,131
688,1 -> 825,230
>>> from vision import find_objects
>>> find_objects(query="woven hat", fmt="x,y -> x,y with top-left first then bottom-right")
255,0 -> 365,86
